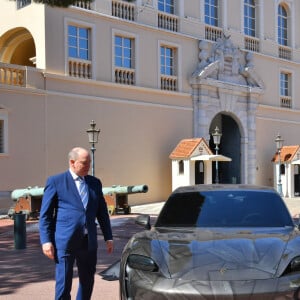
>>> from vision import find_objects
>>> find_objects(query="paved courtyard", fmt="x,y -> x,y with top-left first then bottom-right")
0,203 -> 164,300
0,198 -> 300,299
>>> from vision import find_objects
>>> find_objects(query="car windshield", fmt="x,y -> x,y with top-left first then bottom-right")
155,190 -> 294,228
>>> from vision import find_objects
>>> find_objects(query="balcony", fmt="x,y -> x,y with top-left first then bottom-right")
68,59 -> 92,79
0,63 -> 26,87
114,67 -> 135,85
244,36 -> 259,52
112,0 -> 135,21
280,96 -> 292,108
205,25 -> 223,42
161,75 -> 177,91
279,45 -> 292,60
73,0 -> 93,10
158,12 -> 178,32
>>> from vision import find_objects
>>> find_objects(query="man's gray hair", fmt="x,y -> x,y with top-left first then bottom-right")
68,147 -> 88,161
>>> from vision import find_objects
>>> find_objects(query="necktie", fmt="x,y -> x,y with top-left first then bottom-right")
78,177 -> 88,209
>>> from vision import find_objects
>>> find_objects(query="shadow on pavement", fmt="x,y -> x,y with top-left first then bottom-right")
0,228 -> 54,296
0,214 -> 158,297
96,215 -> 157,271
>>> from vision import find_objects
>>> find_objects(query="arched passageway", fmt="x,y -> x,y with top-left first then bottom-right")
209,114 -> 241,184
0,27 -> 36,67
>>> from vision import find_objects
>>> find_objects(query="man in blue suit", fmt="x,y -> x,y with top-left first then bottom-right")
39,147 -> 113,300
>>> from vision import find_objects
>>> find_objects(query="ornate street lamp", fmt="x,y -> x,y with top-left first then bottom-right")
212,126 -> 222,184
86,120 -> 100,176
275,133 -> 284,196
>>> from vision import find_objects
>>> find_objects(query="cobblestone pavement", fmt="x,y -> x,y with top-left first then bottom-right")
0,198 -> 300,299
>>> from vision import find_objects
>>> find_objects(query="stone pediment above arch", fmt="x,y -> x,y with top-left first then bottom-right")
191,35 -> 264,89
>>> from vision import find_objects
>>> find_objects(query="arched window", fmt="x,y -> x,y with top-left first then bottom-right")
244,0 -> 256,37
278,4 -> 288,46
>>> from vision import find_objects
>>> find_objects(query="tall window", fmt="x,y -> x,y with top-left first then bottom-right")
205,0 -> 218,26
278,5 -> 288,46
157,0 -> 178,31
114,35 -> 135,85
280,72 -> 290,97
115,36 -> 133,68
160,46 -> 175,76
280,72 -> 292,108
244,0 -> 256,37
160,45 -> 177,91
68,25 -> 90,60
158,0 -> 174,14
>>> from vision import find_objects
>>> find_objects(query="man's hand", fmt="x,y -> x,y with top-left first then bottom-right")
42,242 -> 55,260
106,240 -> 114,254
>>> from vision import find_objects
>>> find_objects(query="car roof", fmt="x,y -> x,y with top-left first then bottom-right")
172,184 -> 277,194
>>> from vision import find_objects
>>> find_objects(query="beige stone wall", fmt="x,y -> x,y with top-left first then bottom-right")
0,74 -> 193,203
0,88 -> 47,188
256,105 -> 300,187
42,5 -> 198,92
1,0 -> 300,204
0,1 -> 46,68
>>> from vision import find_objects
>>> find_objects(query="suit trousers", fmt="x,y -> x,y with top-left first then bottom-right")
55,237 -> 97,300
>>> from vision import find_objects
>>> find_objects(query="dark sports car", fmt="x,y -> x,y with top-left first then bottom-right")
119,184 -> 300,299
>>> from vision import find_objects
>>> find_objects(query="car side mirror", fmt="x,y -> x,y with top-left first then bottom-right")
135,214 -> 151,230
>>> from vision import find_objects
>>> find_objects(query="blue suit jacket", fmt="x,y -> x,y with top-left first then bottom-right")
39,171 -> 113,251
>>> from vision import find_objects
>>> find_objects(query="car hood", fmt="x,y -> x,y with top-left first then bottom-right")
146,227 -> 300,281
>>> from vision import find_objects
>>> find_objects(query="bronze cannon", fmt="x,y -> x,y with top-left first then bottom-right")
8,186 -> 44,219
8,184 -> 148,218
103,184 -> 148,215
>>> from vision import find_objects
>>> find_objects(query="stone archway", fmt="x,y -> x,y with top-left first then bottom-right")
190,35 -> 265,184
209,113 -> 241,184
0,27 -> 36,67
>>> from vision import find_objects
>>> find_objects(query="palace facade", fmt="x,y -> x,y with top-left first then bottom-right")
1,0 -> 300,204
